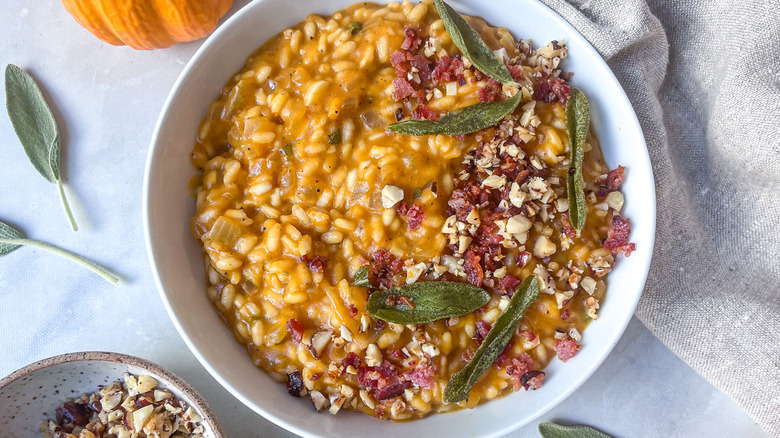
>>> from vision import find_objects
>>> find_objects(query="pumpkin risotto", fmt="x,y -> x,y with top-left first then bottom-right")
190,0 -> 634,421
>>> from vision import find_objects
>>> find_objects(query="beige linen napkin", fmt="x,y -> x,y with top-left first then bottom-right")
539,0 -> 780,435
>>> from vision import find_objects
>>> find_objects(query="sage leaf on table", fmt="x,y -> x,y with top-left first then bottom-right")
434,0 -> 516,85
0,220 -> 119,285
353,265 -> 370,288
443,275 -> 539,403
565,88 -> 590,231
388,91 -> 522,136
5,64 -> 78,231
366,281 -> 490,324
539,422 -> 612,438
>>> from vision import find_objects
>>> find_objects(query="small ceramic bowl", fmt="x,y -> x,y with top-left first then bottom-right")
0,352 -> 225,437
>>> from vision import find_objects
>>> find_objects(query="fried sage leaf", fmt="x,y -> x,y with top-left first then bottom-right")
539,422 -> 612,438
366,281 -> 490,324
388,91 -> 522,136
0,220 -> 119,285
443,275 -> 539,403
5,64 -> 77,231
353,265 -> 370,288
434,0 -> 516,85
565,88 -> 589,231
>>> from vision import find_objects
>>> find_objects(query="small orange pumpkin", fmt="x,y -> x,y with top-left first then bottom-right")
61,0 -> 234,50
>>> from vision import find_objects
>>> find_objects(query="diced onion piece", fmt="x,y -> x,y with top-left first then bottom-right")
209,217 -> 243,246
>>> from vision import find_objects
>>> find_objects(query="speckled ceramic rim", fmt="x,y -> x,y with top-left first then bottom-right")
0,351 -> 226,438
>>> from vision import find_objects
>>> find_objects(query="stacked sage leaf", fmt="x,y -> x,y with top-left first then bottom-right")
388,0 -> 523,136
366,281 -> 490,324
565,88 -> 590,231
5,64 -> 78,231
3,64 -> 119,285
444,276 -> 540,403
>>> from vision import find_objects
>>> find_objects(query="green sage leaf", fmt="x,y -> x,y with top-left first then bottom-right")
328,129 -> 341,144
348,22 -> 363,35
389,91 -> 522,136
434,0 -> 516,85
443,275 -> 539,403
0,220 -> 119,285
565,88 -> 589,231
366,281 -> 490,324
5,64 -> 77,231
281,143 -> 294,157
0,221 -> 23,256
539,422 -> 611,438
353,265 -> 370,288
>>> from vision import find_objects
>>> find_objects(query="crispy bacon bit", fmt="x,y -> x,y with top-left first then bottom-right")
603,214 -> 636,256
463,249 -> 484,287
390,50 -> 409,72
342,352 -> 362,369
431,54 -> 465,84
412,104 -> 440,121
520,370 -> 546,390
401,26 -> 423,51
498,274 -> 522,295
310,372 -> 322,381
506,353 -> 535,391
375,319 -> 386,331
370,249 -> 405,289
554,338 -> 581,362
477,78 -> 503,102
398,202 -> 426,230
392,77 -> 415,101
508,64 -> 524,82
534,75 -> 571,105
388,348 -> 408,360
358,361 -> 410,401
404,366 -> 435,389
516,251 -> 532,268
287,370 -> 304,397
475,320 -> 491,341
303,255 -> 327,273
493,340 -> 515,367
461,349 -> 474,363
560,308 -> 571,320
349,305 -> 358,318
286,319 -> 304,343
597,165 -> 627,197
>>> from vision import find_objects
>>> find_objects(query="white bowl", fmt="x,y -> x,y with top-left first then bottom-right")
143,0 -> 656,436
0,352 -> 225,437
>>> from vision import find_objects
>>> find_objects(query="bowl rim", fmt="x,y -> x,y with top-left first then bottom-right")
0,351 -> 226,438
143,0 -> 657,436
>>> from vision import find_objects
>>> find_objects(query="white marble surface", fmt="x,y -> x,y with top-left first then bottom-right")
0,1 -> 769,437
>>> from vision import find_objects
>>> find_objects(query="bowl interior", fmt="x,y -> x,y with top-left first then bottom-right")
0,352 -> 223,437
143,0 -> 656,437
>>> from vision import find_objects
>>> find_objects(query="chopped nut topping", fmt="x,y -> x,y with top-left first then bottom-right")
381,184 -> 404,208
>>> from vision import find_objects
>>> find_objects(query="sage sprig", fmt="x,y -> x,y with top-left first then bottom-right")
0,220 -> 119,285
389,91 -> 522,136
5,64 -> 77,231
443,275 -> 539,403
539,422 -> 611,438
565,88 -> 589,231
434,0 -> 516,85
366,281 -> 490,324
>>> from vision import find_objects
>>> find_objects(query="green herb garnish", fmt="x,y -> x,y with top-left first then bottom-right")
281,143 -> 294,156
0,220 -> 119,285
388,91 -> 522,136
539,423 -> 611,438
328,129 -> 341,144
434,0 -> 516,85
5,64 -> 77,231
443,275 -> 539,403
348,22 -> 363,35
412,188 -> 423,199
565,88 -> 589,231
353,265 -> 370,288
366,281 -> 490,325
